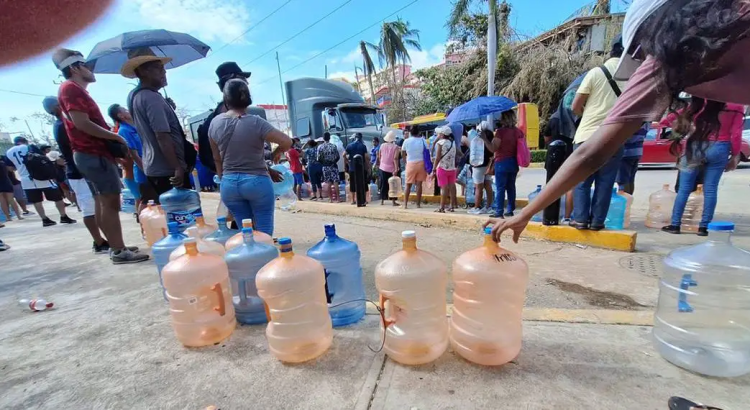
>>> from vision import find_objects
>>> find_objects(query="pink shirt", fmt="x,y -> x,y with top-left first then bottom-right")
659,104 -> 745,156
378,142 -> 398,173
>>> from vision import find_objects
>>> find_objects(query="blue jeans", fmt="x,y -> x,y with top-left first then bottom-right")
671,141 -> 730,228
308,163 -> 323,193
573,144 -> 624,227
220,173 -> 275,236
494,158 -> 518,214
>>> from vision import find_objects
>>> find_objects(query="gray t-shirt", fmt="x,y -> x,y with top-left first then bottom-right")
131,89 -> 186,177
208,112 -> 274,176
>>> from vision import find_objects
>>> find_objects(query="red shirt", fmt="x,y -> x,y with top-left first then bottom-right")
57,80 -> 112,159
286,148 -> 303,173
493,127 -> 523,162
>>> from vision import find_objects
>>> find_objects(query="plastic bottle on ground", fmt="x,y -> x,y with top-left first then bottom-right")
388,175 -> 402,199
204,216 -> 238,247
450,227 -> 529,365
159,187 -> 203,231
170,226 -> 225,261
140,200 -> 167,246
321,182 -> 330,198
646,184 -> 677,229
225,219 -> 274,250
617,186 -> 634,228
369,183 -> 379,201
19,299 -> 54,311
681,184 -> 704,233
528,185 -> 543,222
121,188 -> 136,214
653,221 -> 750,377
375,230 -> 448,365
153,222 -> 188,299
604,187 -> 627,230
256,238 -> 333,363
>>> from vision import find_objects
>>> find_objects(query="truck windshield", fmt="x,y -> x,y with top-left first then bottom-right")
340,108 -> 380,129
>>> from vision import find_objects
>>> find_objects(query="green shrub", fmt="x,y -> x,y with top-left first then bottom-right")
531,149 -> 547,163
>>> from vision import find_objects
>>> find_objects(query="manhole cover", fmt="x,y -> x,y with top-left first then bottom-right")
619,254 -> 663,278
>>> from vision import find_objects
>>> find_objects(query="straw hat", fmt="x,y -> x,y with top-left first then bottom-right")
120,48 -> 172,79
383,130 -> 396,143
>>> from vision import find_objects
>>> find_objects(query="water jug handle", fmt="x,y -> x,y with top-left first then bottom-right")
211,283 -> 226,316
379,294 -> 395,327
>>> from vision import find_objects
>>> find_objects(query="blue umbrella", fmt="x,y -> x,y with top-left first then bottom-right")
86,29 -> 210,74
445,96 -> 517,123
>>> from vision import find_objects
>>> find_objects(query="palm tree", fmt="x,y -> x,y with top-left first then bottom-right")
359,41 -> 378,105
375,19 -> 422,118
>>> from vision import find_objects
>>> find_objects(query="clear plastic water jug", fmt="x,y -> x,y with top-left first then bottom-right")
159,187 -> 203,231
162,238 -> 236,347
121,188 -> 136,213
451,227 -> 529,365
646,184 -> 677,228
307,224 -> 366,327
369,183 -> 379,201
225,219 -> 274,250
271,164 -> 294,196
617,187 -> 633,228
321,182 -> 330,198
604,187 -> 627,230
653,222 -> 750,377
528,185 -> 542,222
204,216 -> 238,247
224,227 -> 278,325
170,226 -> 225,261
153,222 -> 188,299
681,184 -> 704,233
140,200 -> 167,246
388,175 -> 402,198
194,213 -> 217,239
256,238 -> 333,363
375,230 -> 448,365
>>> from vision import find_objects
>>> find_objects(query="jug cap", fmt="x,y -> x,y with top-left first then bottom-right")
241,218 -> 253,227
484,227 -> 492,235
217,216 -> 227,223
708,221 -> 734,231
324,224 -> 337,237
185,226 -> 199,238
147,200 -> 155,205
195,211 -> 203,218
278,237 -> 292,245
402,230 -> 416,239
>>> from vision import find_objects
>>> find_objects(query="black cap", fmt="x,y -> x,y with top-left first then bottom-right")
611,34 -> 624,52
215,62 -> 251,81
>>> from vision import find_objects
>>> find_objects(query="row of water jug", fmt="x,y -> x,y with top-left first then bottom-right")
526,184 -> 632,229
646,184 -> 704,232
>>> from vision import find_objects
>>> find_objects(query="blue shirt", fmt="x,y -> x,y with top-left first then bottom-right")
370,145 -> 380,163
345,140 -> 368,172
623,123 -> 648,159
118,122 -> 147,183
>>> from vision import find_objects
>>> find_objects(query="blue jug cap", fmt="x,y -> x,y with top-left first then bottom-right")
278,237 -> 292,245
536,185 -> 542,189
217,216 -> 227,223
708,221 -> 734,231
324,224 -> 337,237
241,227 -> 254,234
484,227 -> 492,235
195,211 -> 203,218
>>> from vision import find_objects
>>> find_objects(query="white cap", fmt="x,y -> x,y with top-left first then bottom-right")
435,125 -> 452,136
613,0 -> 670,81
401,230 -> 416,239
478,120 -> 492,131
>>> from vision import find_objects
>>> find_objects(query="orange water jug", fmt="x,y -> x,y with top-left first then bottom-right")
681,184 -> 704,233
450,227 -> 529,365
140,200 -> 167,246
388,175 -> 402,198
161,238 -> 236,347
225,218 -> 274,250
256,238 -> 333,363
194,214 -> 217,239
645,184 -> 677,228
170,227 -> 226,261
321,182 -> 330,198
375,230 -> 448,365
617,188 -> 634,228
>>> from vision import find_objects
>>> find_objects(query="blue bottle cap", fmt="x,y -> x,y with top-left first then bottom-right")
536,185 -> 542,189
708,221 -> 734,231
484,227 -> 492,235
241,227 -> 254,234
324,224 -> 336,237
217,216 -> 227,223
195,211 -> 203,218
278,237 -> 292,245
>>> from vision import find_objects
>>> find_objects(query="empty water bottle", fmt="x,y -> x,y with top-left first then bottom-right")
225,219 -> 274,250
388,174 -> 402,199
140,201 -> 167,246
170,227 -> 225,261
528,185 -> 542,222
159,187 -> 203,231
653,222 -> 750,377
369,182 -> 379,201
604,187 -> 627,230
121,188 -> 136,213
646,184 -> 677,229
307,224 -> 366,327
681,184 -> 704,233
152,222 -> 188,299
204,216 -> 238,247
19,298 -> 54,311
224,227 -> 278,325
194,213 -> 217,239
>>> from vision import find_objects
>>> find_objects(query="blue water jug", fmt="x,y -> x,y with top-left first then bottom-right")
159,187 -> 202,231
121,188 -> 136,214
271,164 -> 294,196
224,227 -> 278,324
369,183 -> 379,201
0,207 -> 17,222
528,185 -> 543,222
205,216 -> 238,246
654,222 -> 750,377
152,222 -> 188,300
306,224 -> 366,327
604,187 -> 626,230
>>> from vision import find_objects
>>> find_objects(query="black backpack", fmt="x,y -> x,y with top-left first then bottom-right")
24,146 -> 58,181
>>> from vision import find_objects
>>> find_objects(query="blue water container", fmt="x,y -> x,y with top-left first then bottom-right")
204,216 -> 238,246
152,222 -> 188,300
528,185 -> 543,222
121,188 -> 136,214
271,164 -> 294,196
224,227 -> 278,324
604,187 -> 626,230
0,207 -> 17,222
306,224 -> 366,327
369,183 -> 379,201
159,187 -> 202,231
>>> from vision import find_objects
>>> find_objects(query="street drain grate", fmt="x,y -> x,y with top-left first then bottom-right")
619,254 -> 663,278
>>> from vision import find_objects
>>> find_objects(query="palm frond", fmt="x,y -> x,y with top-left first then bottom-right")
447,0 -> 473,37
359,41 -> 377,76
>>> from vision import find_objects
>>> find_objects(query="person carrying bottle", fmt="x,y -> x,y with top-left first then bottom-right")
432,126 -> 458,213
208,79 -> 292,236
478,111 -> 523,219
303,140 -> 323,200
468,121 -> 495,215
108,104 -> 147,216
317,132 -> 341,202
377,131 -> 400,207
286,137 -> 305,201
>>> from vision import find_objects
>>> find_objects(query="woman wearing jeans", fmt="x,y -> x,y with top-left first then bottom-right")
304,140 -> 323,200
481,110 -> 523,218
662,100 -> 744,236
209,79 -> 292,236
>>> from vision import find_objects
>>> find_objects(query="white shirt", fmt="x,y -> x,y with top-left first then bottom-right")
401,137 -> 426,163
6,145 -> 53,190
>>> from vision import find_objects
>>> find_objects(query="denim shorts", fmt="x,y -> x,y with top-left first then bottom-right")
73,152 -> 121,195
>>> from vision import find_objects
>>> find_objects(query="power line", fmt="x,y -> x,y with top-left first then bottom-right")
0,89 -> 48,98
242,0 -> 355,66
208,0 -> 294,57
254,0 -> 421,87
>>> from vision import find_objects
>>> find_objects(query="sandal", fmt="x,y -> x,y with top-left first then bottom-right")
448,208 -> 455,213
668,396 -> 723,410
434,208 -> 445,213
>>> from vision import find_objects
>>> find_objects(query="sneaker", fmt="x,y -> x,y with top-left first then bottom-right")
60,215 -> 77,224
468,208 -> 483,215
661,225 -> 681,235
697,227 -> 709,237
93,241 -> 110,254
562,218 -> 571,224
42,218 -> 57,227
589,225 -> 605,232
481,207 -> 492,214
0,240 -> 9,251
111,249 -> 150,264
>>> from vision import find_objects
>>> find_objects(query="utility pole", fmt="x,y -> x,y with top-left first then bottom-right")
275,51 -> 286,108
325,65 -> 328,79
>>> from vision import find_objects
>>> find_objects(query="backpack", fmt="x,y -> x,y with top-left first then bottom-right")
516,129 -> 531,168
24,146 -> 58,181
196,103 -> 222,172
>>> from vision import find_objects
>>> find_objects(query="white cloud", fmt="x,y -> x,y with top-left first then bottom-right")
130,0 -> 253,44
329,47 -> 364,67
407,43 -> 446,70
327,71 -> 357,82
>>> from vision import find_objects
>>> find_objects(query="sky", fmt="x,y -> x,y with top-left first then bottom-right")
0,0 -> 627,138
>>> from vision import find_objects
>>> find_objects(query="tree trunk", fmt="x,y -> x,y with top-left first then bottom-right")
367,74 -> 375,105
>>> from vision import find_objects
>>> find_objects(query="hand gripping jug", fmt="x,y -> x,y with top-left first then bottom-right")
256,238 -> 333,362
159,187 -> 203,231
225,227 -> 278,325
653,222 -> 750,377
204,216 -> 238,247
225,218 -> 274,251
646,184 -> 677,228
375,230 -> 448,365
162,238 -> 236,347
681,184 -> 704,233
388,174 -> 402,199
307,224 -> 366,327
194,213 -> 217,239
153,222 -> 188,299
605,187 -> 627,230
140,200 -> 167,246
450,227 -> 529,365
170,227 -> 226,261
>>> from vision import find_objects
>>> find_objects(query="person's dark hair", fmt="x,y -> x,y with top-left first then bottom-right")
323,132 -> 331,142
638,0 -> 749,162
61,61 -> 85,80
354,132 -> 363,141
373,137 -> 379,144
482,129 -> 494,141
223,78 -> 252,110
610,36 -> 624,58
669,97 -> 727,161
307,139 -> 318,148
107,104 -> 122,124
498,110 -> 517,128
